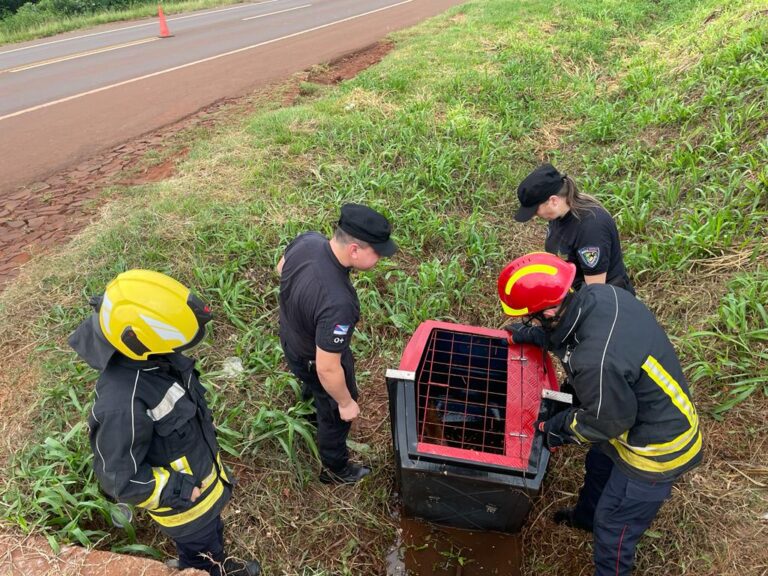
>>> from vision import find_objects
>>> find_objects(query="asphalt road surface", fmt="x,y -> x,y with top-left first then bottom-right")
0,0 -> 465,195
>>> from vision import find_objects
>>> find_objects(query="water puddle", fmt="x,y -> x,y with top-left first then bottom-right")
387,516 -> 522,576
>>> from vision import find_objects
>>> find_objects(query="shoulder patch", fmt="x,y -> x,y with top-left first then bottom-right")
578,247 -> 601,269
333,324 -> 350,335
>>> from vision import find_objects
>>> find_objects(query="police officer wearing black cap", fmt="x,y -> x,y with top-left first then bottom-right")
276,203 -> 397,484
515,164 -> 634,294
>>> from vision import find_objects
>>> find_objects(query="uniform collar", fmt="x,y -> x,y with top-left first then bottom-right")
557,209 -> 575,225
113,351 -> 195,373
323,237 -> 352,274
548,287 -> 592,346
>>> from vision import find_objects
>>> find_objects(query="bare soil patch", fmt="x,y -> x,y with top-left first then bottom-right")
0,533 -> 205,576
307,41 -> 394,85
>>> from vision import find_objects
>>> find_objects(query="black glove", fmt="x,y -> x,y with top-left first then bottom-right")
159,471 -> 199,510
504,323 -> 548,348
536,410 -> 572,450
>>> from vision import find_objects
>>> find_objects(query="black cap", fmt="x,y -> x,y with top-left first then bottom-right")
514,163 -> 565,222
338,203 -> 398,257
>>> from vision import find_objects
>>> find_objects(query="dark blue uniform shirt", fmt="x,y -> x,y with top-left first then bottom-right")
545,206 -> 634,294
278,232 -> 360,361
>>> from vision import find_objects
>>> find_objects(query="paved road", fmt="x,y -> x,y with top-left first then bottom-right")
0,0 -> 464,195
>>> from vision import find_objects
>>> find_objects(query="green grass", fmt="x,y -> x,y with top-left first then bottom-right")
685,269 -> 768,416
0,0 -> 766,574
0,0 -> 249,45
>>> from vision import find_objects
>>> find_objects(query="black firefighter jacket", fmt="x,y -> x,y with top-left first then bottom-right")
69,314 -> 232,538
546,284 -> 703,481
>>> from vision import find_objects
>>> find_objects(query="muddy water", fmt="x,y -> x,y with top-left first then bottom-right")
387,517 -> 522,576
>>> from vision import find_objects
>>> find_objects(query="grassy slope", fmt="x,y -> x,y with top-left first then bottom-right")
1,0 -> 766,574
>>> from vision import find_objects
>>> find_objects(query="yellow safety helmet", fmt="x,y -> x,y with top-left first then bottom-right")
98,270 -> 212,360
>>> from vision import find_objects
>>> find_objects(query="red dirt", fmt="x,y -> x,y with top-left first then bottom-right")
0,534 -> 206,576
308,41 -> 394,85
0,132 -> 195,286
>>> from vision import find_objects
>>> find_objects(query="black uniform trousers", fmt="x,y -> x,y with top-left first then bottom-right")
283,348 -> 358,473
175,515 -> 226,575
572,447 -> 673,576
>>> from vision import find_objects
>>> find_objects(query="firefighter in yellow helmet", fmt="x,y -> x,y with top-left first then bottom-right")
499,253 -> 702,576
68,270 -> 260,576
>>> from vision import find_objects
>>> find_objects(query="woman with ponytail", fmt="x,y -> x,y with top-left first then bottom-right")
513,164 -> 634,295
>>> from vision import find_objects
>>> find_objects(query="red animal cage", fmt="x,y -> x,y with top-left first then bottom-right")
387,320 -> 559,532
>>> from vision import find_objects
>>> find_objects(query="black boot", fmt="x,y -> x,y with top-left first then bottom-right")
553,507 -> 592,532
319,462 -> 371,485
222,558 -> 261,576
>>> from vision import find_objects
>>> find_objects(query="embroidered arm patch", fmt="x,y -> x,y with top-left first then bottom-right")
317,319 -> 355,352
578,247 -> 601,269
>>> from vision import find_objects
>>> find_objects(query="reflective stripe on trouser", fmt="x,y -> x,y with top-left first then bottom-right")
590,452 -> 673,576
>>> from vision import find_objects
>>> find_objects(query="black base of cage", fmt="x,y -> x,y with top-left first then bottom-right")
388,375 -> 550,533
399,468 -> 536,533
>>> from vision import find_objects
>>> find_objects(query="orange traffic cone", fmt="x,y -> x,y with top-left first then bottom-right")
157,5 -> 174,38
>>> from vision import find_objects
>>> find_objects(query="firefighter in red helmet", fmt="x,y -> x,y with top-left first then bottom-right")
497,251 -> 576,318
499,252 -> 702,576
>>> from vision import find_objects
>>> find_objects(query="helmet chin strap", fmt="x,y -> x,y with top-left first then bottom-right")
525,290 -> 576,331
532,311 -> 558,331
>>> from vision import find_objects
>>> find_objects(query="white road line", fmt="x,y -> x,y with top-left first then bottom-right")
170,0 -> 278,22
0,0 -> 280,57
1,37 -> 158,74
242,4 -> 311,21
0,0 -> 415,123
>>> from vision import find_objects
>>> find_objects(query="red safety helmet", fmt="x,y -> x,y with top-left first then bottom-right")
498,252 -> 576,317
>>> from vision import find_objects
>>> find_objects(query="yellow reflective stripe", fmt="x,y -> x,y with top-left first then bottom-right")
569,413 -> 590,444
149,477 -> 225,528
216,453 -> 229,483
146,455 -> 228,525
505,264 -> 558,296
610,430 -> 702,473
169,456 -> 192,475
609,356 -> 700,460
642,356 -> 696,425
621,417 -> 699,456
200,464 -> 217,492
137,467 -> 170,510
